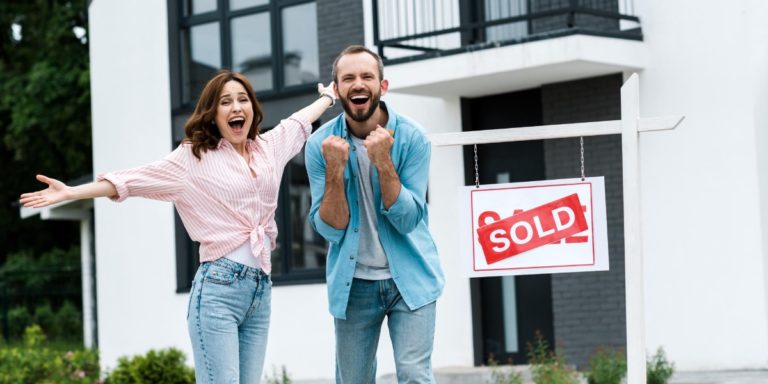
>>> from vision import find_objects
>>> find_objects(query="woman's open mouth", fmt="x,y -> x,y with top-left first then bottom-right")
228,117 -> 245,131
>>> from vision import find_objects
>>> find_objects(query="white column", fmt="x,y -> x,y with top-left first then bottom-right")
80,218 -> 96,349
621,73 -> 646,383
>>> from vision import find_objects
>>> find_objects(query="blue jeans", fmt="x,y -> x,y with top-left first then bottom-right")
335,278 -> 436,384
187,258 -> 271,384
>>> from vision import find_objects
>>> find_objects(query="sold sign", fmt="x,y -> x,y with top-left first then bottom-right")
476,193 -> 588,264
458,177 -> 609,277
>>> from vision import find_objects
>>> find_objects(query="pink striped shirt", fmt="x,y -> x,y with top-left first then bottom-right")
97,114 -> 312,274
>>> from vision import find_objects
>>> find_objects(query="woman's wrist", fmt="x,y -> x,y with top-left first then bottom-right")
320,93 -> 335,107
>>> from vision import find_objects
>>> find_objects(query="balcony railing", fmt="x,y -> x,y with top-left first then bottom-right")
373,0 -> 642,64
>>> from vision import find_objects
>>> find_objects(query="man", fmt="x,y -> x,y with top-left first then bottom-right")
304,45 -> 444,383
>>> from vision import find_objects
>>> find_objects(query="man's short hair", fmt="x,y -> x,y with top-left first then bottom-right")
331,45 -> 384,83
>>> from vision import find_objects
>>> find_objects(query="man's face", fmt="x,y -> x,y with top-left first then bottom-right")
334,52 -> 388,122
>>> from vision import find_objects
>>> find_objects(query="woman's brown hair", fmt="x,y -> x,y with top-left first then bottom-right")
184,70 -> 264,159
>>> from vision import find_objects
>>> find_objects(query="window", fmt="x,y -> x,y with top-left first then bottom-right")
168,0 -> 323,291
270,145 -> 328,283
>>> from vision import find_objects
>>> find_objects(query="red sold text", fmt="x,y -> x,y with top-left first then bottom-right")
475,193 -> 589,264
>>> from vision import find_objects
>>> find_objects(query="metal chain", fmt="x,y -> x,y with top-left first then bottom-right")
474,144 -> 480,188
580,136 -> 585,181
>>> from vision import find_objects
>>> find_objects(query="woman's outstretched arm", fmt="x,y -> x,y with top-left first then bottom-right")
20,174 -> 117,208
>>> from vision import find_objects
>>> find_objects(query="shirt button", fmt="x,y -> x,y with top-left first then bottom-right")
349,255 -> 355,260
346,282 -> 350,286
354,228 -> 359,232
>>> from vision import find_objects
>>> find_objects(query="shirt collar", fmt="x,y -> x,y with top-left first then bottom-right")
216,138 -> 256,151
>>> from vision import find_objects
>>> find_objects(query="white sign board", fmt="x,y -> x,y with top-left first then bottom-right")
458,177 -> 609,277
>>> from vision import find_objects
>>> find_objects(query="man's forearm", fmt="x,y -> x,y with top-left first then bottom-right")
319,169 -> 350,229
376,161 -> 401,209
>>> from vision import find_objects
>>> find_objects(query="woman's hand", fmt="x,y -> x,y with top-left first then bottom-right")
295,82 -> 337,123
19,175 -> 70,208
318,82 -> 336,106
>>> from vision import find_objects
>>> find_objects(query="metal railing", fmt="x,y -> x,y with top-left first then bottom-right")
373,0 -> 641,64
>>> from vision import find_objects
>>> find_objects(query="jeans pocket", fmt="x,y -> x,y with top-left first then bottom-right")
204,262 -> 237,285
186,280 -> 196,320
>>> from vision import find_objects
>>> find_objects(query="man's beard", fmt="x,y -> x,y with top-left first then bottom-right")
341,91 -> 381,122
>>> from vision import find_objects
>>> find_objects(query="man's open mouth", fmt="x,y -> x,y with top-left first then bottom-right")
228,117 -> 245,129
350,95 -> 369,106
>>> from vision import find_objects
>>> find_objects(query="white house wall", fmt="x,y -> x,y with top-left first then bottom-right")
749,0 -> 768,356
636,0 -> 768,370
89,0 -> 190,371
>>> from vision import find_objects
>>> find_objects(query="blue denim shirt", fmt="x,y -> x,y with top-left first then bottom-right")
304,103 -> 445,319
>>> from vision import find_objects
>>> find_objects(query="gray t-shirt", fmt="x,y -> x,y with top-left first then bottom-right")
351,136 -> 391,280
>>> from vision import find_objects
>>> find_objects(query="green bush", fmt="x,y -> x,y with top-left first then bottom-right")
1,246 -> 84,341
647,347 -> 674,384
0,325 -> 99,384
487,355 -> 523,384
56,301 -> 83,341
105,347 -> 195,384
1,247 -> 79,293
265,365 -> 292,384
5,302 -> 83,342
7,306 -> 32,339
585,347 -> 626,384
34,303 -> 57,338
527,331 -> 579,384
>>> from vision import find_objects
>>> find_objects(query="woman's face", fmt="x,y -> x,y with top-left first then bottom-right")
215,80 -> 253,150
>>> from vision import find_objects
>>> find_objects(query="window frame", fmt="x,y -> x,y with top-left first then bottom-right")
167,0 -> 325,293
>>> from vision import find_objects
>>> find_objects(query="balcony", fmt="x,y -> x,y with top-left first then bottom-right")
373,0 -> 647,97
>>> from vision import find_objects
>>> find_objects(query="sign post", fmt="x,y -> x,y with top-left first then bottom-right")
428,74 -> 682,384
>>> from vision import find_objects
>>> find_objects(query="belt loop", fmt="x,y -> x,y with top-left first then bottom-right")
233,263 -> 242,280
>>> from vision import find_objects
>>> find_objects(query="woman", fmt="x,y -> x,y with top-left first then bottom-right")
20,70 -> 336,383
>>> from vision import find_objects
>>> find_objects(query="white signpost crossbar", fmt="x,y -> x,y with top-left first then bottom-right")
427,74 -> 682,384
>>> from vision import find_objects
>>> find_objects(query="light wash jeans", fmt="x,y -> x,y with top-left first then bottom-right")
187,257 -> 271,384
335,278 -> 437,384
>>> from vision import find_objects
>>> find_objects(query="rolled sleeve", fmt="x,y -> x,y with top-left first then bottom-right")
312,213 -> 346,244
381,184 -> 419,228
93,145 -> 188,203
97,173 -> 129,202
381,184 -> 418,214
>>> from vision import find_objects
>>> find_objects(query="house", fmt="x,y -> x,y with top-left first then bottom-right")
85,0 -> 768,380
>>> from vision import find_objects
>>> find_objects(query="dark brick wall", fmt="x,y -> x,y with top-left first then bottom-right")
575,0 -> 619,32
530,0 -> 620,34
542,73 -> 627,369
316,0 -> 365,119
530,0 -> 570,34
317,0 -> 364,79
